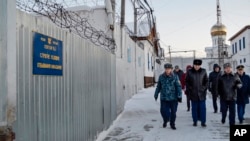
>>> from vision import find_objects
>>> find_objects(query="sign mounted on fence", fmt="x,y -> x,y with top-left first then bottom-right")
33,32 -> 63,76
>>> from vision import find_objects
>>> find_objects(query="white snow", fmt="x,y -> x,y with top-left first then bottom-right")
96,87 -> 250,141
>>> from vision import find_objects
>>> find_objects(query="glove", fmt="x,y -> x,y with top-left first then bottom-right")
177,98 -> 182,103
208,88 -> 212,92
154,96 -> 158,101
236,84 -> 242,89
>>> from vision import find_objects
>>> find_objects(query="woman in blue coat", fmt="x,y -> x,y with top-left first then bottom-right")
236,65 -> 250,124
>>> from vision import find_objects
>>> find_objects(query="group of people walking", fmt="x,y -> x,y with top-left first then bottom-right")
154,59 -> 250,130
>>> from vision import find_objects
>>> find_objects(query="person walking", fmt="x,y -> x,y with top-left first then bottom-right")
173,65 -> 184,80
217,63 -> 242,125
186,59 -> 208,127
154,63 -> 182,130
208,64 -> 221,113
181,65 -> 193,111
235,65 -> 250,124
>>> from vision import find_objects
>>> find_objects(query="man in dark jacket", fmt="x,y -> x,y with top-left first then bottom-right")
186,59 -> 208,127
235,65 -> 250,124
174,65 -> 184,80
217,63 -> 242,125
154,63 -> 182,130
208,64 -> 221,113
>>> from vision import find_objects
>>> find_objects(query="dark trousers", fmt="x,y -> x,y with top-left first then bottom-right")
237,103 -> 246,122
191,100 -> 206,124
221,100 -> 236,125
186,95 -> 191,109
212,94 -> 218,112
160,100 -> 178,126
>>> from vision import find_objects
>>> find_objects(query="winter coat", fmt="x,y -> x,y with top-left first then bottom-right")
236,72 -> 250,104
217,72 -> 242,101
181,73 -> 186,90
185,67 -> 208,101
208,64 -> 221,95
181,65 -> 192,94
173,69 -> 184,81
154,72 -> 182,101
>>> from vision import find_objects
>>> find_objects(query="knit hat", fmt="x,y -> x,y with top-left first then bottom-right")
186,65 -> 192,71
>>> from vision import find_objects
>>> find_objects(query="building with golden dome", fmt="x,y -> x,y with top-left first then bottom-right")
205,0 -> 230,71
211,24 -> 227,36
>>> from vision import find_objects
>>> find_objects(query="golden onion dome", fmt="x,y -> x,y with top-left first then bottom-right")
210,24 -> 227,36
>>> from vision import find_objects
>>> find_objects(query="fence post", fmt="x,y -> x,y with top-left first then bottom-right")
0,0 -> 16,140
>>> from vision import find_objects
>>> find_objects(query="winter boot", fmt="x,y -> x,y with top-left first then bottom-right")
163,122 -> 167,128
221,119 -> 225,124
201,123 -> 207,127
171,126 -> 176,130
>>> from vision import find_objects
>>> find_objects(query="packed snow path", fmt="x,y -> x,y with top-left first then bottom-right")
96,87 -> 250,141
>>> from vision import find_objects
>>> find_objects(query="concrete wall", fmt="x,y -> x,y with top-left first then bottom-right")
154,61 -> 165,82
170,57 -> 195,71
143,40 -> 155,77
114,24 -> 144,114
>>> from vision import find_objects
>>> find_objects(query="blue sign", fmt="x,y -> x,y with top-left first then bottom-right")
33,32 -> 63,76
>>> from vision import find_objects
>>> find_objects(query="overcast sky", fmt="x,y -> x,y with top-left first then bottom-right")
124,0 -> 250,57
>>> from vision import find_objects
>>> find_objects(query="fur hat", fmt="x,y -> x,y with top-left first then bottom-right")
193,59 -> 202,65
164,63 -> 173,69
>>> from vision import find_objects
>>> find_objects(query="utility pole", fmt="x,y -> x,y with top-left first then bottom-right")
133,0 -> 138,92
134,0 -> 137,37
120,0 -> 125,58
111,0 -> 116,25
193,50 -> 196,59
120,0 -> 125,27
168,46 -> 171,63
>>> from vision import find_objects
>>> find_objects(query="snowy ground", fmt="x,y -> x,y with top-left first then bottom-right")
96,87 -> 250,141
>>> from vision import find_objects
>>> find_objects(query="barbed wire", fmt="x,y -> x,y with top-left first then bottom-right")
16,0 -> 116,52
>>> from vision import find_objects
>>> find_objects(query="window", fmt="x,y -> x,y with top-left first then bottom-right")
235,42 -> 237,53
127,47 -> 131,63
151,56 -> 153,71
244,58 -> 246,63
239,39 -> 242,50
148,53 -> 150,70
232,44 -> 234,54
240,59 -> 242,64
243,37 -> 246,49
138,56 -> 141,67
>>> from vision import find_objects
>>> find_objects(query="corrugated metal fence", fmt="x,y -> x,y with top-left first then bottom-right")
15,10 -> 116,141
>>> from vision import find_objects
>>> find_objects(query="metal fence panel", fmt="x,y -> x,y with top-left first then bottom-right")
15,10 -> 116,141
0,0 -> 8,125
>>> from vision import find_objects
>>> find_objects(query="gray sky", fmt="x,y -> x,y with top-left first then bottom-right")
124,0 -> 250,57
